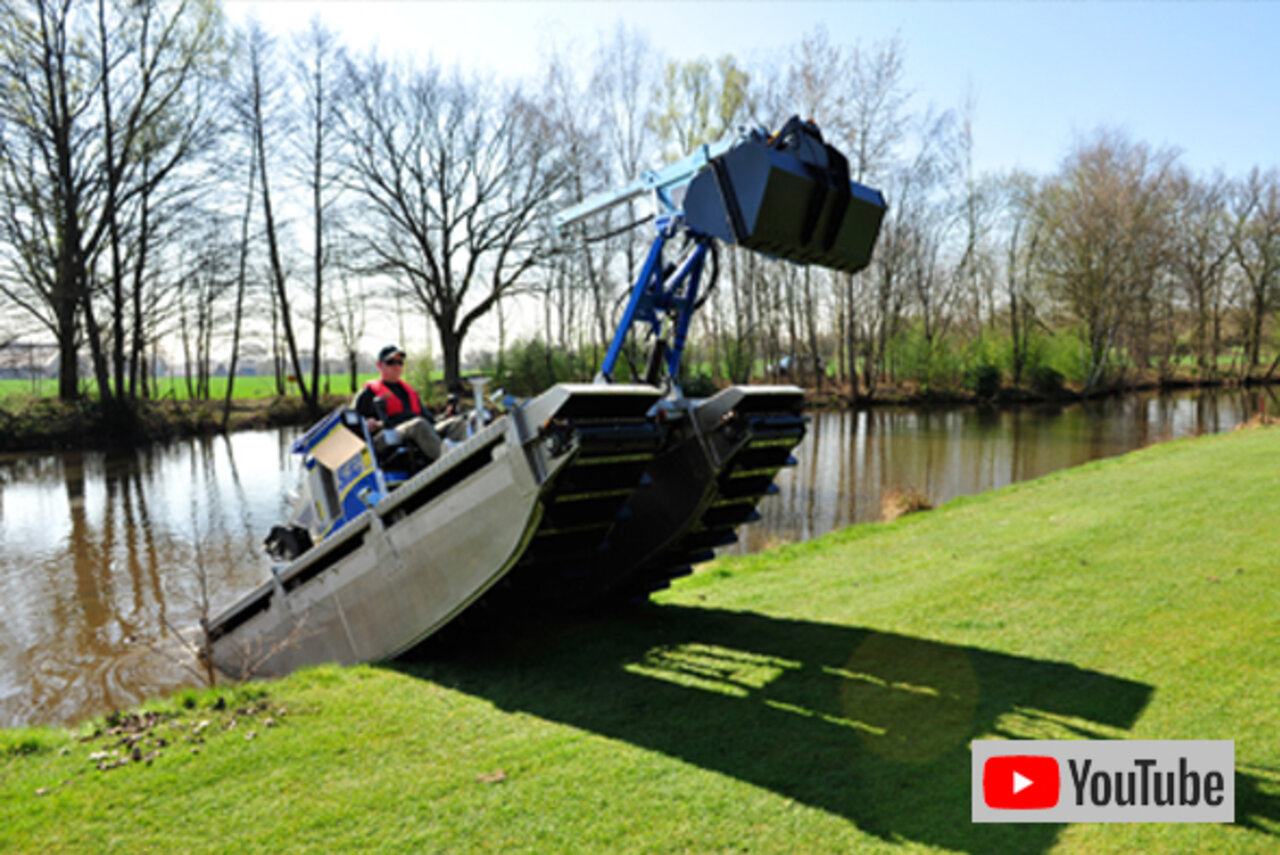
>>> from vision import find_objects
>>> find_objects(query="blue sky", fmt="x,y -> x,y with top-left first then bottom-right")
227,1 -> 1280,179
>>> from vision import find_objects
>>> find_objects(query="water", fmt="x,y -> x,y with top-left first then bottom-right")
733,388 -> 1273,553
0,387 -> 1271,727
0,431 -> 300,728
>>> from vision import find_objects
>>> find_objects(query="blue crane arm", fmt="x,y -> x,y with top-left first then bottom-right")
552,116 -> 888,392
553,136 -> 738,231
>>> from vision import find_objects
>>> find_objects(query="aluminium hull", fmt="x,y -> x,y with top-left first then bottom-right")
207,383 -> 663,678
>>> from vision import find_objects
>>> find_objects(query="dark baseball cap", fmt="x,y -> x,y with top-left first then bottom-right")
377,344 -> 405,363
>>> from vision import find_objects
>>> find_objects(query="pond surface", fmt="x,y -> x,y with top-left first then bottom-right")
733,387 -> 1273,554
0,387 -> 1271,727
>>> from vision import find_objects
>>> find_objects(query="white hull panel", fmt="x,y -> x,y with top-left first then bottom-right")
207,383 -> 663,678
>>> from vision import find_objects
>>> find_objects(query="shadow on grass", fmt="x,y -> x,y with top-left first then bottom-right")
396,604 -> 1276,853
1237,764 -> 1280,837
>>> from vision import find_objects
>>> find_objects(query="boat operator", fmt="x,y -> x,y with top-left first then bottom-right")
354,344 -> 445,463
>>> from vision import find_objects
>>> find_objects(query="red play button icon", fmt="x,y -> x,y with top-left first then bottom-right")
983,755 -> 1061,809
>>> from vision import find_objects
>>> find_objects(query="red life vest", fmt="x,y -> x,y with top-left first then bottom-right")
365,378 -> 423,419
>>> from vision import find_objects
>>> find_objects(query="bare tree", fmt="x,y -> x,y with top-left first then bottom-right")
0,0 -> 223,404
859,109 -> 954,389
1034,130 -> 1178,392
1167,169 -> 1233,377
537,41 -> 606,376
998,171 -> 1045,388
341,55 -> 568,390
240,21 -> 316,411
836,34 -> 910,394
221,139 -> 257,427
291,17 -> 345,406
330,267 -> 369,394
774,28 -> 851,390
0,0 -> 103,400
953,94 -> 1003,338
95,0 -> 223,402
176,214 -> 235,399
589,24 -> 660,346
1231,168 -> 1280,371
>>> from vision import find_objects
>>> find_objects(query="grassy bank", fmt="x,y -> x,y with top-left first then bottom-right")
0,369 -> 460,403
0,374 -> 374,402
0,394 -> 352,453
0,374 -> 374,453
0,368 -> 456,453
4,371 -> 1275,456
3,427 -> 1279,853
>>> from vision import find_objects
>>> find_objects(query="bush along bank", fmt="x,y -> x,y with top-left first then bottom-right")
799,369 -> 1280,409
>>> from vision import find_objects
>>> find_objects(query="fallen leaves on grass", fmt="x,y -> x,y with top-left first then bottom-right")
476,770 -> 507,784
62,697 -> 281,774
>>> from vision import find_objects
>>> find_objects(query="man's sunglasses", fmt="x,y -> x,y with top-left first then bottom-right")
384,358 -> 404,366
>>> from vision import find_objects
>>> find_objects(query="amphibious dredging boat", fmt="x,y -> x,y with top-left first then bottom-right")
207,117 -> 886,677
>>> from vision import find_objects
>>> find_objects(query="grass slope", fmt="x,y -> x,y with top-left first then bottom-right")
2,428 -> 1278,853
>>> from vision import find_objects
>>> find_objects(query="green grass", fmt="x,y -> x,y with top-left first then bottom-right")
0,374 -> 380,402
0,365 -> 456,404
3,427 -> 1279,853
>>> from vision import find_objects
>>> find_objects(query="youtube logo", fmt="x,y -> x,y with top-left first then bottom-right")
972,740 -> 1235,823
982,755 -> 1061,810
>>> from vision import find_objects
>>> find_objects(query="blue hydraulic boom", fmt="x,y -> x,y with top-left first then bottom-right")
555,116 -> 888,390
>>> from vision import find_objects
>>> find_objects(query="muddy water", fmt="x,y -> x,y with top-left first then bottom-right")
0,388 -> 1269,727
0,432 -> 298,728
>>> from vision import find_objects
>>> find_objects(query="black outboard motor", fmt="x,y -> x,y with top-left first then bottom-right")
264,524 -> 313,561
682,116 -> 886,274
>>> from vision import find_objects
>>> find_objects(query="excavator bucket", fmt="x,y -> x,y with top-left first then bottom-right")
682,117 -> 886,274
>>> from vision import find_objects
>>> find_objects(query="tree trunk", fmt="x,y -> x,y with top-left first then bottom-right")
97,0 -> 126,402
845,273 -> 858,402
543,283 -> 555,382
496,298 -> 507,379
1211,299 -> 1222,380
253,54 -> 315,413
81,284 -> 112,405
128,163 -> 151,400
55,287 -> 79,400
269,287 -> 283,395
804,267 -> 822,392
439,323 -> 462,391
835,302 -> 846,389
1009,286 -> 1023,388
309,93 -> 324,410
1250,290 -> 1265,369
222,154 -> 256,428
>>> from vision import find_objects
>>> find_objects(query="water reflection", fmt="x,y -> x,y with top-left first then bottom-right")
0,388 -> 1267,727
731,388 -> 1266,553
0,431 -> 300,727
